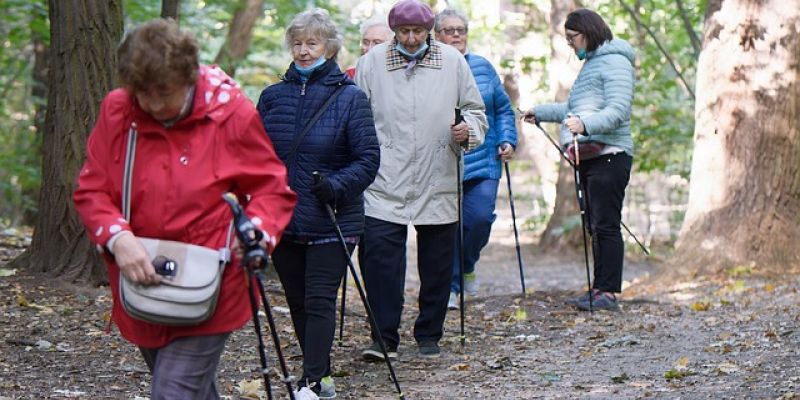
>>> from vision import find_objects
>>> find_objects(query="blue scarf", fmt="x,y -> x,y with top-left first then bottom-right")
294,56 -> 327,81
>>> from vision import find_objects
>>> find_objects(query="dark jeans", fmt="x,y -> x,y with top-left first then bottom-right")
272,240 -> 350,381
361,216 -> 457,348
451,178 -> 499,293
579,152 -> 632,293
139,333 -> 230,400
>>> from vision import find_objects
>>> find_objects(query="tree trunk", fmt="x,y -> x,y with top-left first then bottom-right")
161,0 -> 180,21
213,0 -> 265,77
670,0 -> 800,278
10,0 -> 124,284
538,0 -> 583,253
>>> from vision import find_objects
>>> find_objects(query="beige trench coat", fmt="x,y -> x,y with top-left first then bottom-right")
355,39 -> 487,225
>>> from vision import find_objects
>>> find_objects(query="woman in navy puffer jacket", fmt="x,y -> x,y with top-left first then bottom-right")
524,9 -> 635,312
256,8 -> 378,399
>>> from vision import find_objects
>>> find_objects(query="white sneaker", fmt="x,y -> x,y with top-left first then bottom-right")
293,387 -> 319,400
448,291 -> 459,310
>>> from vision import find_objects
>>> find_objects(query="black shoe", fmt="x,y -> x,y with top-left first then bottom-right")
417,341 -> 440,358
361,341 -> 397,362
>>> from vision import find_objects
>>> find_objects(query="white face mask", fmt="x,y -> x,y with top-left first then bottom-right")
395,42 -> 429,59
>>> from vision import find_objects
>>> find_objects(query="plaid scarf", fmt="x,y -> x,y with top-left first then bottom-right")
385,38 -> 443,75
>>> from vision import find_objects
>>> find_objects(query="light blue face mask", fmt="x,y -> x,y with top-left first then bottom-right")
294,55 -> 327,76
396,42 -> 429,59
577,48 -> 587,60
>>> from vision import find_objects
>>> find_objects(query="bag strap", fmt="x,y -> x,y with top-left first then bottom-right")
287,84 -> 347,161
121,123 -> 235,261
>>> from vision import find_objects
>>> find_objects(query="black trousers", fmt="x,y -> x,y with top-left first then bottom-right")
272,240 -> 351,381
361,216 -> 457,348
579,152 -> 632,293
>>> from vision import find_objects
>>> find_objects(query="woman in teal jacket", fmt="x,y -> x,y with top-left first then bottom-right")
524,8 -> 635,311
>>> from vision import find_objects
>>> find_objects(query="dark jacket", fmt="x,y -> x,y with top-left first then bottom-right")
257,59 -> 379,238
463,53 -> 518,181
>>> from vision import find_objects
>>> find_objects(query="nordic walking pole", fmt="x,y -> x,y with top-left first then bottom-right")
454,109 -> 466,347
312,173 -> 406,400
337,264 -> 347,345
503,159 -> 526,296
222,193 -> 296,400
571,129 -> 594,313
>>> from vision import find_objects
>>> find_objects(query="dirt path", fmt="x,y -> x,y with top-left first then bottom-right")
1,192 -> 798,399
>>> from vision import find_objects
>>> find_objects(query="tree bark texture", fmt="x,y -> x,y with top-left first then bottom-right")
12,0 -> 123,284
213,0 -> 265,77
161,0 -> 180,21
673,0 -> 800,276
538,0 -> 583,253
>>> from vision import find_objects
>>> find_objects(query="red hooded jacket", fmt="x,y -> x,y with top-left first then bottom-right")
73,65 -> 297,348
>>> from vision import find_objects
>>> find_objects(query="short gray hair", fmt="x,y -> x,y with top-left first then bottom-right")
434,9 -> 469,33
285,8 -> 343,58
360,14 -> 391,36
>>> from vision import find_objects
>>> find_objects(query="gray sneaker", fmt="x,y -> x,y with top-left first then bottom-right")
463,272 -> 478,296
319,376 -> 336,399
417,341 -> 440,358
575,291 -> 620,312
361,341 -> 397,362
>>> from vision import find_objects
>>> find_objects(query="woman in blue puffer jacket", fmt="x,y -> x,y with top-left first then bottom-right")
524,8 -> 635,312
434,9 -> 519,308
256,8 -> 379,399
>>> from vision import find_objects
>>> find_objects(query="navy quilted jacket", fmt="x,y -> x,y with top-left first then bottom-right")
463,53 -> 518,181
257,60 -> 379,238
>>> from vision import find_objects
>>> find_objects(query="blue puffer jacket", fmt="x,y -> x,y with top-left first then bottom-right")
463,53 -> 518,181
534,39 -> 635,155
257,60 -> 379,238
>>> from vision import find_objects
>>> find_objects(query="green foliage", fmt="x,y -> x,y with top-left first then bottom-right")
596,0 -> 706,177
0,0 -> 47,225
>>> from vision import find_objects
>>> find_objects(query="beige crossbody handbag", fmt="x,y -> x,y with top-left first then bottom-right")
118,123 -> 233,326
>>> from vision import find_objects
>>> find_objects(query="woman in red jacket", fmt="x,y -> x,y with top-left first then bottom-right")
73,19 -> 296,399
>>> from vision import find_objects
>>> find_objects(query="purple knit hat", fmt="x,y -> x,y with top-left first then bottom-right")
388,0 -> 435,31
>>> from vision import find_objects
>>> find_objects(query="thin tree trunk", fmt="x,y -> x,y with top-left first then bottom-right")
161,0 -> 180,21
675,0 -> 702,56
213,0 -> 265,77
670,0 -> 800,278
11,0 -> 124,284
538,0 -> 583,253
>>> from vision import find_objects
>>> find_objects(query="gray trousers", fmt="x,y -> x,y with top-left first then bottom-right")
139,333 -> 230,400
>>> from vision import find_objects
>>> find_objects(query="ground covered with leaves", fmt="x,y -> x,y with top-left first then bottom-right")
1,221 -> 799,400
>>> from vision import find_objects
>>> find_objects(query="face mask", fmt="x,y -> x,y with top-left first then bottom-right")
577,48 -> 587,60
294,56 -> 327,76
396,42 -> 429,59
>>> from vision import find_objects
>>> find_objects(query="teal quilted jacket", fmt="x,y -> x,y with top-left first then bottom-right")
534,39 -> 635,155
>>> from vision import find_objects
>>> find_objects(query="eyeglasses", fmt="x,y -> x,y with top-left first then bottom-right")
566,32 -> 582,44
439,27 -> 468,36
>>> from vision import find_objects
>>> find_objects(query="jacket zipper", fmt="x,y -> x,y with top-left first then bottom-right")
300,82 -> 306,96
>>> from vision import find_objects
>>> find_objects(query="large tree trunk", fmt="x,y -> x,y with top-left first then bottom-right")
10,1 -> 123,284
537,0 -> 582,253
213,0 -> 265,77
670,0 -> 800,278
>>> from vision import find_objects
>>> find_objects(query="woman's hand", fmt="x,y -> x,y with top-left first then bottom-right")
564,115 -> 585,135
497,142 -> 515,161
521,108 -> 537,124
112,232 -> 162,285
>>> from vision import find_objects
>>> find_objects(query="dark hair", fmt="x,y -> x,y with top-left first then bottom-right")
564,9 -> 613,52
117,19 -> 199,94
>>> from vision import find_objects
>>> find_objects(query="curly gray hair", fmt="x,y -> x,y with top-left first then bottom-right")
285,8 -> 343,58
434,8 -> 469,33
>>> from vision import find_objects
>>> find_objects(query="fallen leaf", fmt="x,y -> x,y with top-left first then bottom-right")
15,294 -> 29,307
690,301 -> 710,312
676,356 -> 690,367
236,378 -> 262,399
449,363 -> 470,371
0,268 -> 16,277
